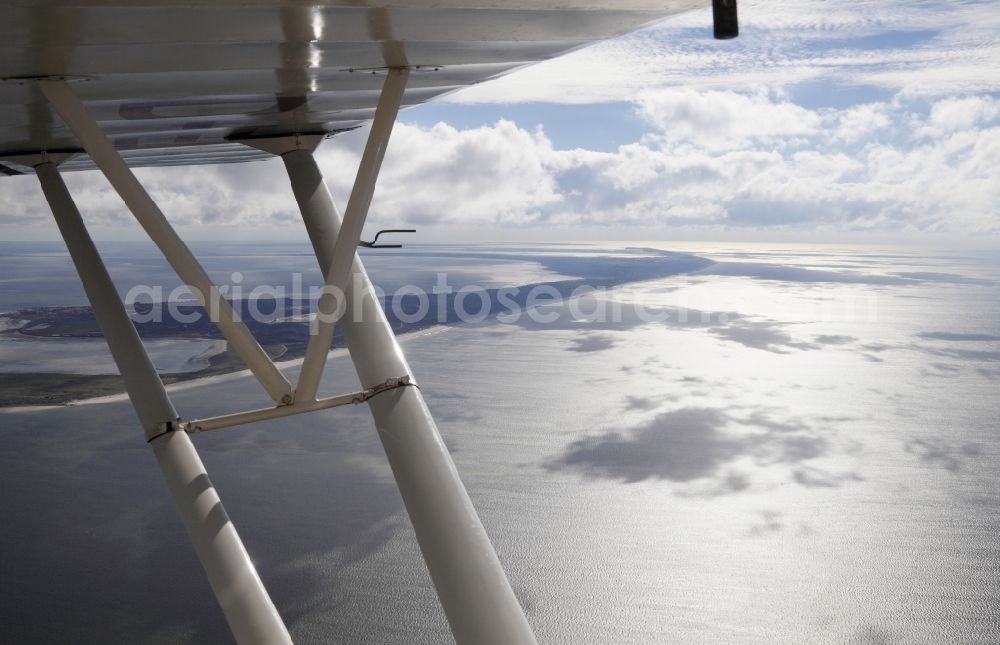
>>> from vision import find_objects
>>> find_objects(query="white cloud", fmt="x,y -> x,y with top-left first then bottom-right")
0,158 -> 302,236
445,0 -> 1000,104
834,103 -> 892,143
336,90 -> 997,234
317,120 -> 564,226
636,89 -> 821,149
918,96 -> 1000,138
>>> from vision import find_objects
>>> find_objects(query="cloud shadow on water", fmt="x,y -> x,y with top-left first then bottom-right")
511,291 -> 826,356
792,465 -> 864,487
709,320 -> 815,353
906,439 -> 982,472
918,331 -> 1000,342
547,406 -> 828,487
567,332 -> 618,353
814,334 -> 857,345
892,271 -> 993,285
695,262 -> 915,285
622,395 -> 660,411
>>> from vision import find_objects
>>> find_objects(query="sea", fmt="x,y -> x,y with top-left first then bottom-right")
0,241 -> 998,644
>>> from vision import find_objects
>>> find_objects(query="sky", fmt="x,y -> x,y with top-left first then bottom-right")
1,0 -> 998,245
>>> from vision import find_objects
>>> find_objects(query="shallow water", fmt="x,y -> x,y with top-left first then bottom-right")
0,336 -> 227,375
0,243 -> 997,644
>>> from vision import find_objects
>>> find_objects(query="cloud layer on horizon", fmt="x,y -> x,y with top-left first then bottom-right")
7,89 -> 995,235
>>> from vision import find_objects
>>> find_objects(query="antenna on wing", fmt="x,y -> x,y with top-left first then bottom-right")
712,0 -> 739,40
359,228 -> 416,248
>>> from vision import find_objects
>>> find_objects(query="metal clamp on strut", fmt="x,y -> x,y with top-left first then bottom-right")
147,417 -> 185,443
353,375 -> 415,402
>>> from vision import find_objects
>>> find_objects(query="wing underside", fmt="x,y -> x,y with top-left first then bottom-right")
0,0 -> 707,173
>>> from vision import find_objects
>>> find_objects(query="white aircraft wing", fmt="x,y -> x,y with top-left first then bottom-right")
0,0 -> 708,173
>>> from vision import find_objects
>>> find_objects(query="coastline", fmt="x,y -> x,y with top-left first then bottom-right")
0,324 -> 454,412
0,247 -> 711,408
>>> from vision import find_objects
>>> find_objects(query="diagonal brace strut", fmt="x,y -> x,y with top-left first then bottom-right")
38,79 -> 293,405
295,67 -> 409,402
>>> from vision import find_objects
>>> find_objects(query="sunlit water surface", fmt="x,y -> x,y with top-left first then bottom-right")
1,243 -> 998,644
